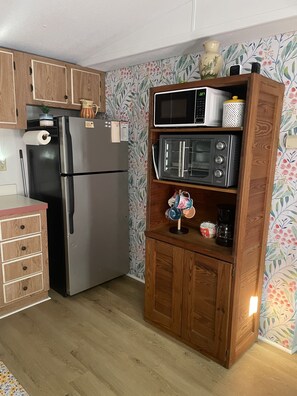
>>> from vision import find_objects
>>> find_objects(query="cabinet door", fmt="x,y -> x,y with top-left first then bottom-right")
28,56 -> 69,105
0,49 -> 26,128
182,251 -> 232,362
144,238 -> 183,335
70,66 -> 105,112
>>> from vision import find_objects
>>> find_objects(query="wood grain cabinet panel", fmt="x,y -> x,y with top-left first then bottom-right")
0,48 -> 26,129
3,254 -> 43,283
144,74 -> 285,367
145,238 -> 183,336
1,214 -> 40,240
1,235 -> 41,262
0,49 -> 17,125
182,251 -> 232,362
28,57 -> 69,105
4,273 -> 43,303
70,66 -> 106,112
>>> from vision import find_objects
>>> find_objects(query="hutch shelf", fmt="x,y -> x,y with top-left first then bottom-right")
144,74 -> 284,367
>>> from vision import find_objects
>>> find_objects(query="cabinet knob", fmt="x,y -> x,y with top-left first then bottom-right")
22,266 -> 28,271
20,224 -> 25,230
22,286 -> 28,291
21,246 -> 27,251
64,95 -> 68,100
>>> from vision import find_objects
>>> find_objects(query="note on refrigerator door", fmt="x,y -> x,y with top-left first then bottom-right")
120,122 -> 129,141
111,121 -> 120,143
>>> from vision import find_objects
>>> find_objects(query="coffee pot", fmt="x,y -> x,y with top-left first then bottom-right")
215,204 -> 235,247
80,99 -> 99,119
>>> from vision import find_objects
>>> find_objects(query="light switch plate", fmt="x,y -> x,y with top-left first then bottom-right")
120,121 -> 129,141
286,135 -> 297,148
0,159 -> 7,171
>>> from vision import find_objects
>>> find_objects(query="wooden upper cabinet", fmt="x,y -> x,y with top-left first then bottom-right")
25,54 -> 105,111
26,55 -> 69,106
0,49 -> 106,129
0,49 -> 26,128
70,65 -> 106,112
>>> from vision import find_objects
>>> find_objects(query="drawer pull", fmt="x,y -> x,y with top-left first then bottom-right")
21,246 -> 27,251
22,266 -> 28,271
20,225 -> 25,230
22,286 -> 28,291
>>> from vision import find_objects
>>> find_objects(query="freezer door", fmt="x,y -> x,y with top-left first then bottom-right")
58,116 -> 128,174
61,172 -> 129,295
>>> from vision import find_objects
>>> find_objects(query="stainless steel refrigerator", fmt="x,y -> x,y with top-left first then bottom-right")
27,116 -> 129,296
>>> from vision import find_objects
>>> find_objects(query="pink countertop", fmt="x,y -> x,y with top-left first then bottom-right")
0,195 -> 48,217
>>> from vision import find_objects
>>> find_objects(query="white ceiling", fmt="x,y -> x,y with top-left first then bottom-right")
0,0 -> 296,71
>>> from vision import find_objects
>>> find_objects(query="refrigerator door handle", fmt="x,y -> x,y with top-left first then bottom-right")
65,125 -> 74,174
59,117 -> 74,174
66,176 -> 75,234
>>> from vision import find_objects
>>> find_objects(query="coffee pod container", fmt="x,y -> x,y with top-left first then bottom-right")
222,96 -> 245,127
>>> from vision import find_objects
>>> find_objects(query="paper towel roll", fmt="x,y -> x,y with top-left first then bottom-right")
23,130 -> 51,145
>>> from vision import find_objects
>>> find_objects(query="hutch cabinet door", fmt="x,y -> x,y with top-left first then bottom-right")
70,66 -> 105,112
28,56 -> 69,106
182,251 -> 232,362
144,238 -> 184,336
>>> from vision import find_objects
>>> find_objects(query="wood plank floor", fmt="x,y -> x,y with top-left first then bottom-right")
0,276 -> 296,396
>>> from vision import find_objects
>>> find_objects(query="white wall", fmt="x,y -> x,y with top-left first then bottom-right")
0,129 -> 27,195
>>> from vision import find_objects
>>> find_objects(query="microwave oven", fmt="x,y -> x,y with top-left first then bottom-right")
157,134 -> 241,187
154,87 -> 231,127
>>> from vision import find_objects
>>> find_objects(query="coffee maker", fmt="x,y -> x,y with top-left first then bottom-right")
216,204 -> 235,247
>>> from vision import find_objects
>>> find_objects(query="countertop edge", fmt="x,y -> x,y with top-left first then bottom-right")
0,195 -> 48,217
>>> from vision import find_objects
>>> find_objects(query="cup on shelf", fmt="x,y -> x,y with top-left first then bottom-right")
200,221 -> 216,238
165,207 -> 182,221
183,206 -> 196,219
175,191 -> 192,210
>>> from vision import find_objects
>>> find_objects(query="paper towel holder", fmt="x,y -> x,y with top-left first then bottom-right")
41,133 -> 50,140
23,129 -> 52,146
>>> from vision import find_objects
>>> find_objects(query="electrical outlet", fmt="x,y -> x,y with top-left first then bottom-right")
0,159 -> 7,171
286,135 -> 297,148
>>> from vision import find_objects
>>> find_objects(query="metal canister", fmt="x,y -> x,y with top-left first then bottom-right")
222,96 -> 245,127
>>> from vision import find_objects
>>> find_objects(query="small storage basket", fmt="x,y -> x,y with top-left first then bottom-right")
222,96 -> 245,127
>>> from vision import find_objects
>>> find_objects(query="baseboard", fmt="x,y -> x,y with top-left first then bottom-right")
0,297 -> 51,320
126,273 -> 145,283
258,335 -> 297,354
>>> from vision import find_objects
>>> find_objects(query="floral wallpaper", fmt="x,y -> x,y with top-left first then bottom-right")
105,31 -> 297,352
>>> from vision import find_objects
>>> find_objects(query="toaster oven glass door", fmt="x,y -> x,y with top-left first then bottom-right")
159,138 -> 188,180
188,139 -> 213,184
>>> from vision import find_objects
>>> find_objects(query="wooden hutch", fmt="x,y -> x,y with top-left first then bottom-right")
144,74 -> 284,367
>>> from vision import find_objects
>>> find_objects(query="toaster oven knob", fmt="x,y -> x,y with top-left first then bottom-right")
214,169 -> 224,178
215,155 -> 224,164
216,141 -> 226,150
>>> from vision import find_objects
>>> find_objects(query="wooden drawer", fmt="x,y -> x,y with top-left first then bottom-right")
3,254 -> 43,283
1,214 -> 40,240
4,273 -> 43,303
1,235 -> 42,262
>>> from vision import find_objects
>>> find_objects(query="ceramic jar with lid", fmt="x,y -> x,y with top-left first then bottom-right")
222,96 -> 245,127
